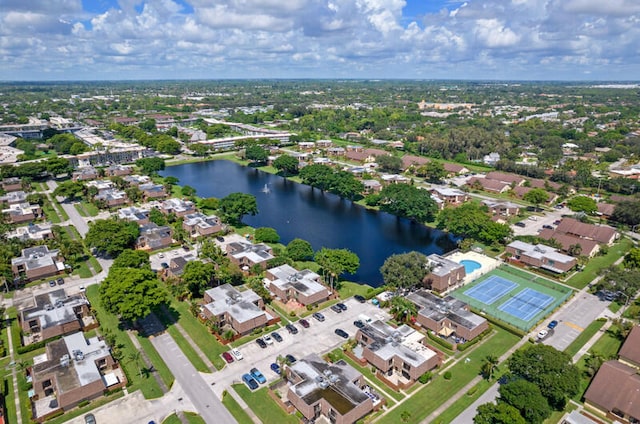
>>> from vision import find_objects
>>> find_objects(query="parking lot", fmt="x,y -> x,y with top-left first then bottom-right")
511,205 -> 570,236
204,297 -> 389,397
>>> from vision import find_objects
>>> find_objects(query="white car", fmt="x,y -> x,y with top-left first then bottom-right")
262,335 -> 274,345
231,348 -> 243,360
537,329 -> 548,340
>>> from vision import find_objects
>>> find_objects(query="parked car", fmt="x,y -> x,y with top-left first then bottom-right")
48,280 -> 56,287
216,236 -> 225,242
231,348 -> 243,360
336,302 -> 347,311
222,352 -> 234,363
312,312 -> 325,322
84,414 -> 96,424
528,216 -> 538,221
286,324 -> 298,334
160,262 -> 169,269
354,294 -> 366,303
547,320 -> 558,329
553,220 -> 561,225
270,363 -> 281,374
285,354 -> 297,364
537,329 -> 548,340
353,320 -> 365,329
514,222 -> 526,228
299,319 -> 310,328
542,224 -> 554,230
262,334 -> 273,345
56,277 -> 64,285
271,331 -> 283,342
242,373 -> 259,390
335,328 -> 349,339
330,304 -> 343,313
250,367 -> 266,384
256,338 -> 267,349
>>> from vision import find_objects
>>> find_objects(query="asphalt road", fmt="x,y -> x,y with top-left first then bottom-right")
152,332 -> 237,424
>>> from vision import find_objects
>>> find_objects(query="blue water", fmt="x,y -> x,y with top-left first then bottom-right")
460,259 -> 482,274
161,160 -> 458,286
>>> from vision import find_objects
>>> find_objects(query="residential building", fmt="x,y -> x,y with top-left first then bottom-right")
430,187 -> 468,207
483,152 -> 501,165
423,254 -> 466,293
512,186 -> 558,204
139,182 -> 167,200
12,246 -> 65,282
265,264 -> 330,306
407,290 -> 488,342
160,198 -> 197,217
485,171 -> 526,186
401,155 -> 429,170
202,284 -> 274,335
30,332 -> 127,421
68,145 -> 153,168
538,229 -> 600,258
0,190 -> 27,205
482,200 -> 521,217
2,202 -> 43,224
618,326 -> 640,369
355,320 -> 440,386
286,353 -> 374,424
94,188 -> 128,208
362,180 -> 382,194
71,167 -> 98,182
7,222 -> 54,241
506,241 -> 577,273
161,256 -> 188,280
555,218 -> 618,245
182,212 -> 223,238
104,164 -> 133,177
0,177 -> 23,192
19,289 -> 92,344
226,241 -> 274,270
123,174 -> 151,186
136,223 -> 173,251
85,179 -> 113,193
560,411 -> 600,424
584,360 -> 640,424
443,163 -> 469,176
596,203 -> 616,218
117,206 -> 150,225
466,177 -> 510,193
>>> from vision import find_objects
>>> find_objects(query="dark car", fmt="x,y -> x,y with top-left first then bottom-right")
285,354 -> 297,363
354,294 -> 366,303
84,414 -> 96,424
353,320 -> 365,329
270,363 -> 281,374
182,244 -> 190,250
256,338 -> 267,349
48,280 -> 56,287
222,351 -> 234,363
312,312 -> 325,322
542,224 -> 554,230
56,277 -> 64,285
216,236 -> 225,242
285,323 -> 298,334
160,262 -> 169,269
242,373 -> 259,390
514,222 -> 526,228
330,304 -> 343,313
553,220 -> 561,225
299,319 -> 310,328
271,331 -> 283,342
548,320 -> 558,329
336,302 -> 347,311
335,328 -> 349,339
250,367 -> 266,384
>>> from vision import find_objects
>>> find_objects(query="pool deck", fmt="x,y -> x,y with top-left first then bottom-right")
446,251 -> 501,288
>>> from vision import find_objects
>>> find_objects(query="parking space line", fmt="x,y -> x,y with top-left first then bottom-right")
564,321 -> 584,332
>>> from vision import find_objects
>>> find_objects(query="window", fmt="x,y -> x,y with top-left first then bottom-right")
402,362 -> 411,371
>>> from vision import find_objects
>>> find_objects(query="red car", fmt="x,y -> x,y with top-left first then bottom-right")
222,351 -> 234,363
300,319 -> 310,328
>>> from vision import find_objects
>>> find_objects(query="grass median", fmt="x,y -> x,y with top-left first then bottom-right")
233,383 -> 298,424
566,238 -> 632,289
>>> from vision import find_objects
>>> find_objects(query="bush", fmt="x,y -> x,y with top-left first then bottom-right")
418,371 -> 433,384
443,371 -> 452,380
427,331 -> 454,350
467,386 -> 478,396
77,400 -> 90,408
17,335 -> 63,354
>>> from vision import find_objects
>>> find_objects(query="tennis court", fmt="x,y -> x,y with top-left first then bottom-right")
464,276 -> 517,305
450,265 -> 573,331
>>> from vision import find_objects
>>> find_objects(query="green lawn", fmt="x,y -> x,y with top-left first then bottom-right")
54,201 -> 69,220
166,325 -> 210,372
136,335 -> 175,387
222,390 -> 254,424
435,377 -> 502,424
74,203 -> 88,217
42,199 -> 61,223
337,281 -> 379,299
233,384 -> 298,424
86,285 -> 164,399
377,328 -> 520,424
566,238 -> 633,289
564,319 -> 607,358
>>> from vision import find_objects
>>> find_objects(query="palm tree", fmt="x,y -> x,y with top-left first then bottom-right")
128,351 -> 143,377
389,297 -> 418,324
480,354 -> 499,380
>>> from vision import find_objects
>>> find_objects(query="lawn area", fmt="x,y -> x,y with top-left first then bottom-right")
164,299 -> 227,370
436,378 -> 501,424
86,285 -> 164,399
222,390 -> 254,424
377,328 -> 520,424
166,325 -> 210,372
566,238 -> 632,289
337,281 -> 380,300
233,384 -> 299,424
136,335 -> 175,387
54,201 -> 69,220
74,203 -> 87,217
564,318 -> 607,358
42,199 -> 61,223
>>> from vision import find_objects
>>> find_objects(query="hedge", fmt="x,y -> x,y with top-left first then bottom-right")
457,327 -> 493,352
16,335 -> 62,355
427,330 -> 454,350
470,309 -> 526,337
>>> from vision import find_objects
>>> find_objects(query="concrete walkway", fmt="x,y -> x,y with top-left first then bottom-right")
172,321 -> 216,372
6,314 -> 22,424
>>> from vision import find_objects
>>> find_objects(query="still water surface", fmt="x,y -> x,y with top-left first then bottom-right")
161,160 -> 458,286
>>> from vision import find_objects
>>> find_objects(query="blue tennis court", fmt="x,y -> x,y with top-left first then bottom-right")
498,288 -> 555,321
464,276 -> 517,305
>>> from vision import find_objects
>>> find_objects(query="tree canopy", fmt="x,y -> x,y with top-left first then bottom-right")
219,192 -> 258,224
611,200 -> 640,226
474,402 -> 526,424
314,247 -> 360,288
380,251 -> 430,289
378,184 -> 438,223
136,157 -> 166,175
286,238 -> 314,261
254,227 -> 280,243
85,219 -> 140,257
273,155 -> 299,176
567,195 -> 597,214
245,145 -> 269,163
99,267 -> 168,322
376,155 -> 403,173
53,180 -> 86,201
437,202 -> 512,244
182,260 -> 217,297
498,379 -> 551,424
111,249 -> 150,270
523,188 -> 549,207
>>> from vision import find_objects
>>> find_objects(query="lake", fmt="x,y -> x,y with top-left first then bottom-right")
161,160 -> 458,286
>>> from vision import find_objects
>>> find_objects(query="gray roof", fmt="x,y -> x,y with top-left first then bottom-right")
12,245 -> 62,271
407,289 -> 487,330
267,264 -> 326,296
427,253 -> 464,277
203,284 -> 269,324
507,240 -> 575,264
228,241 -> 274,264
21,289 -> 89,331
359,320 -> 436,367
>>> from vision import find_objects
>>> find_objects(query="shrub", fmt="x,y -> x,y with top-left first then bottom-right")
418,371 -> 433,384
443,371 -> 452,380
77,400 -> 90,408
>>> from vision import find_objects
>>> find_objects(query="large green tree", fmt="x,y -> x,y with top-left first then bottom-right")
437,202 -> 512,244
182,261 -> 217,297
523,188 -> 549,209
380,251 -> 430,289
314,248 -> 360,289
508,344 -> 580,409
254,227 -> 280,243
376,155 -> 403,173
136,157 -> 165,175
499,379 -> 551,424
474,402 -> 526,424
99,268 -> 168,322
286,238 -> 314,261
53,180 -> 86,200
299,164 -> 334,190
567,195 -> 597,214
85,219 -> 140,257
111,249 -> 150,270
245,145 -> 269,163
273,155 -> 299,176
219,192 -> 258,224
611,200 -> 640,226
378,184 -> 438,223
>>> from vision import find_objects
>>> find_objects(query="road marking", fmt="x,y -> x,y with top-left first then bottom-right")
564,321 -> 584,331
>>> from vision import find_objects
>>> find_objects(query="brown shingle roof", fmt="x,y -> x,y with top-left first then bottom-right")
485,171 -> 525,185
401,155 -> 429,170
597,203 -> 616,217
467,177 -> 510,193
619,326 -> 640,366
555,218 -> 617,244
584,361 -> 640,419
538,229 -> 599,256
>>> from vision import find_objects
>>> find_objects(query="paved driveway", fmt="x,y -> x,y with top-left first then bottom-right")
204,297 -> 389,397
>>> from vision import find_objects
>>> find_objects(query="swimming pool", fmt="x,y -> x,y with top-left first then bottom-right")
460,259 -> 482,274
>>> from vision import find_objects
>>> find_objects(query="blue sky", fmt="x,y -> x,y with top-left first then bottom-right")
1,0 -> 639,81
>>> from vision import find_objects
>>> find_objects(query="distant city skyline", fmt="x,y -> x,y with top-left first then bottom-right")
1,0 -> 639,81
